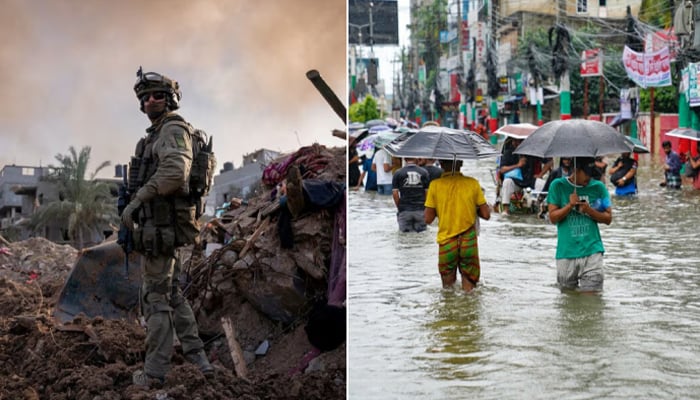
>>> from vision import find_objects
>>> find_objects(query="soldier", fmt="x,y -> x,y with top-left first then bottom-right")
121,67 -> 213,387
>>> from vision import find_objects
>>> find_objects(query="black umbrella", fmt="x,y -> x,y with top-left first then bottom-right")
349,129 -> 369,145
514,119 -> 633,158
384,126 -> 499,160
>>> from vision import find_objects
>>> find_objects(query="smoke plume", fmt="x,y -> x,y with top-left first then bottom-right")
0,0 -> 346,176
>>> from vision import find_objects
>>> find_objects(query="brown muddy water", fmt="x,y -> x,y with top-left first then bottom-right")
348,154 -> 700,399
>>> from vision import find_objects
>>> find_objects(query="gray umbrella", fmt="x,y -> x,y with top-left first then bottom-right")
625,136 -> 649,154
665,127 -> 700,141
514,119 -> 634,158
365,119 -> 388,128
384,126 -> 499,160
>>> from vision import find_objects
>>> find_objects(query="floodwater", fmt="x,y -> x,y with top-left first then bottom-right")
347,155 -> 700,399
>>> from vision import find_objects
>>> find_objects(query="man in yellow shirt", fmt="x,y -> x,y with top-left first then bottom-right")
424,159 -> 491,291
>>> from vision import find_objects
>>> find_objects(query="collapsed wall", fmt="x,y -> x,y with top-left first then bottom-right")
184,143 -> 346,335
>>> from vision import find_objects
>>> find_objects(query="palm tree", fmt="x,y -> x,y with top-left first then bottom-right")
29,146 -> 116,249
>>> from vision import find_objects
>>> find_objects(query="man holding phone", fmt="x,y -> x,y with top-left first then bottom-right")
546,157 -> 612,293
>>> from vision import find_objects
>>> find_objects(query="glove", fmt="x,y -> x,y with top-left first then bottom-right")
121,199 -> 142,230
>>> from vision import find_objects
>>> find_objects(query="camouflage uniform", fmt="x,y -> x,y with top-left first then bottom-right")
133,113 -> 205,379
124,69 -> 212,382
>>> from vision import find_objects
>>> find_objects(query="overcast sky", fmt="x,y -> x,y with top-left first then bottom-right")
0,0 -> 346,178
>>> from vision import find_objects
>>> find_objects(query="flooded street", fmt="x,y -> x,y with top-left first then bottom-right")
348,156 -> 700,399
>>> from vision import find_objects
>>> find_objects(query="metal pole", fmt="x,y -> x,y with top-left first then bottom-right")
369,2 -> 375,95
584,77 -> 589,119
536,75 -> 543,125
650,86 -> 655,152
458,0 -> 465,129
599,75 -> 604,121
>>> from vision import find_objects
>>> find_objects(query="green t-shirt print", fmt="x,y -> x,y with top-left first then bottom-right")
546,177 -> 609,259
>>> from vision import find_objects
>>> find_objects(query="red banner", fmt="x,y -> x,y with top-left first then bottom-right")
580,49 -> 603,77
450,74 -> 461,102
462,20 -> 469,51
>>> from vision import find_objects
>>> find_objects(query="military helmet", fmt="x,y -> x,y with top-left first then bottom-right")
134,66 -> 181,111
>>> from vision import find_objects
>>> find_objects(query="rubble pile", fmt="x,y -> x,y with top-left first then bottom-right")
0,143 -> 347,399
0,237 -> 78,303
186,143 -> 345,326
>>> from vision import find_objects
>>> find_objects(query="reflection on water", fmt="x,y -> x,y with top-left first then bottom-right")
348,157 -> 700,399
423,291 -> 483,378
554,293 -> 606,344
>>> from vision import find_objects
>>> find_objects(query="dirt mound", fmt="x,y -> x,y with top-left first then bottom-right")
0,307 -> 345,399
0,236 -> 78,304
0,144 -> 346,399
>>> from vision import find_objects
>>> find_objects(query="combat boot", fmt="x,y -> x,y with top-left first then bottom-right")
132,369 -> 164,389
185,349 -> 214,377
285,165 -> 305,219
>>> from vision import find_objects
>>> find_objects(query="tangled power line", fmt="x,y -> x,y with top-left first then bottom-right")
440,1 -> 681,93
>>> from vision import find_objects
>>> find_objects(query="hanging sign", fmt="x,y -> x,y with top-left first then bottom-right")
580,49 -> 603,77
622,45 -> 672,88
684,63 -> 700,107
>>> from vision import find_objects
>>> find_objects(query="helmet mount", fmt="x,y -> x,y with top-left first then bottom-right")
134,66 -> 182,112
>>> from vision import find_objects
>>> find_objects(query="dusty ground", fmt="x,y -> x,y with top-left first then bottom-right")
0,237 -> 345,400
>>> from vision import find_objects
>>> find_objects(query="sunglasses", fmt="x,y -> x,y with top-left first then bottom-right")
140,91 -> 167,102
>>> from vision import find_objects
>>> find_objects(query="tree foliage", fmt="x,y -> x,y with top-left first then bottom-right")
29,146 -> 115,249
349,95 -> 381,122
411,0 -> 447,95
639,85 -> 678,113
638,0 -> 673,28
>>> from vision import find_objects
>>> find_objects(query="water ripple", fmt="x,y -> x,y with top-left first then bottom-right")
349,160 -> 700,399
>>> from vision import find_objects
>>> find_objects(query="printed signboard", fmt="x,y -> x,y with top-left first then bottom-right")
622,45 -> 671,88
349,0 -> 399,45
580,49 -> 603,77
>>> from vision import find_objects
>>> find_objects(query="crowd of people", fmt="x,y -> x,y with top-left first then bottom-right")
349,121 -> 700,296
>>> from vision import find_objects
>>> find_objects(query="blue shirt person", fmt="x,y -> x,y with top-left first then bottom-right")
662,140 -> 682,189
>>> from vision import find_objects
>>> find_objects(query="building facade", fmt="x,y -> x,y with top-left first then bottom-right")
210,149 -> 280,211
406,0 -> 643,127
0,165 -> 51,236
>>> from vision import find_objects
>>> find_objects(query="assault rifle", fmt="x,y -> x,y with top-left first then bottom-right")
116,164 -> 133,278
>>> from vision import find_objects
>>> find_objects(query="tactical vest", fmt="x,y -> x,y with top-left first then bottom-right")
128,114 -> 216,255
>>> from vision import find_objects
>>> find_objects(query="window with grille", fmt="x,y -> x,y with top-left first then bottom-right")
577,0 -> 588,13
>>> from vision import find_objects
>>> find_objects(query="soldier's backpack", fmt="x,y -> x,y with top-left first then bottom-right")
188,127 -> 216,212
165,120 -> 216,247
159,118 -> 216,222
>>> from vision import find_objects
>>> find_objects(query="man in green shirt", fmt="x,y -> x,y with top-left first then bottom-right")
546,157 -> 612,293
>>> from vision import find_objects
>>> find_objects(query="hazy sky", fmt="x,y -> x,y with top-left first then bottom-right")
0,0 -> 346,178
